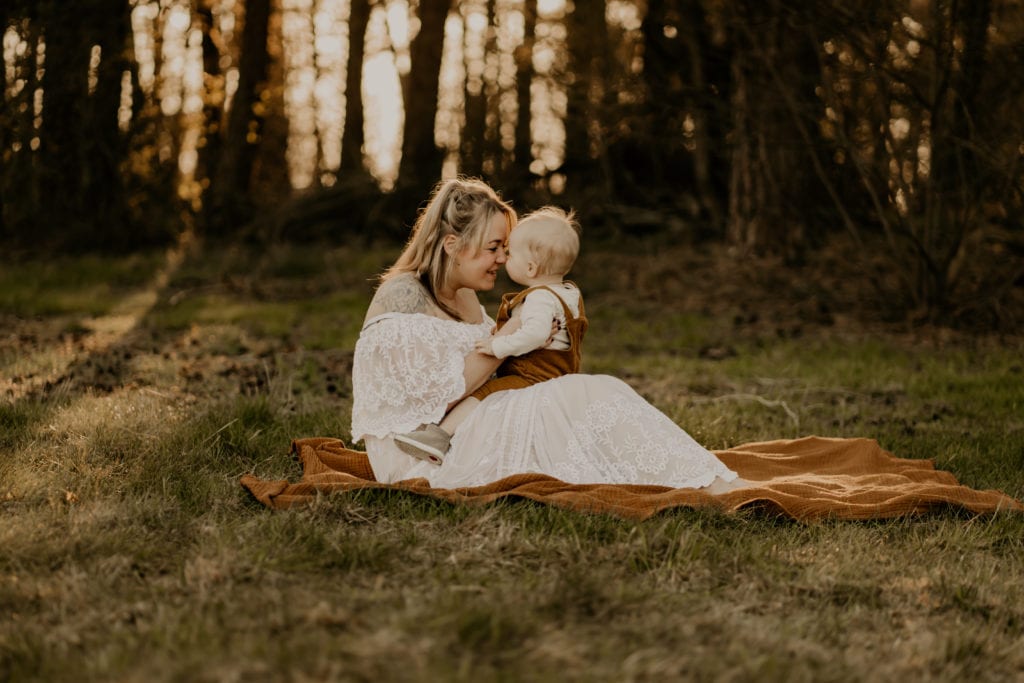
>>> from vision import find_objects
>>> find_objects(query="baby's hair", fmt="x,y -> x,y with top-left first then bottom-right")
514,206 -> 580,276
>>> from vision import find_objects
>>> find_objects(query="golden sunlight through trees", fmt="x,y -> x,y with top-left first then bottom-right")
2,0 -> 1022,324
118,0 -> 573,191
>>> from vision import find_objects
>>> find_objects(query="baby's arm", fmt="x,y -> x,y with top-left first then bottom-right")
481,291 -> 560,358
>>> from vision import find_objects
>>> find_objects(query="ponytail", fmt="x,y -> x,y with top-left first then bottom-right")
383,178 -> 516,319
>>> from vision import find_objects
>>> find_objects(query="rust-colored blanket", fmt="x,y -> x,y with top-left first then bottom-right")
240,436 -> 1022,520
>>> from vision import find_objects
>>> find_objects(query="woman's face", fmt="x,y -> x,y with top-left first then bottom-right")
450,213 -> 509,291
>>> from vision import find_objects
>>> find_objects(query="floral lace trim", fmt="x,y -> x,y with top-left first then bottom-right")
471,380 -> 734,488
351,312 -> 492,440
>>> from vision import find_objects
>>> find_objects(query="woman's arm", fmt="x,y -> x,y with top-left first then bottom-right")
365,273 -> 504,409
450,317 -> 522,408
454,352 -> 503,408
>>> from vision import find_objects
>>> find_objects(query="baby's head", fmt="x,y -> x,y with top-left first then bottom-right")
506,207 -> 580,284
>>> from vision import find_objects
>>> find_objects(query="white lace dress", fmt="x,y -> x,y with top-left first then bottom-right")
351,312 -> 738,488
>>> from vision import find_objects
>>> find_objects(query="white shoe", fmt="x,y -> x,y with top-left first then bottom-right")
393,424 -> 451,465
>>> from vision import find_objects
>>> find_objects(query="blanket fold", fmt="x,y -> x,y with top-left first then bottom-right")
240,436 -> 1022,520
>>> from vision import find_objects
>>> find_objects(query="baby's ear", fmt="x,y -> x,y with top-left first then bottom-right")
526,261 -> 539,277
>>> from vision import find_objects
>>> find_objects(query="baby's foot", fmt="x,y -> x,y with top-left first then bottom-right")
393,424 -> 451,465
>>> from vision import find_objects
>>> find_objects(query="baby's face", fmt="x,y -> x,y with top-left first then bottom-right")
503,229 -> 534,286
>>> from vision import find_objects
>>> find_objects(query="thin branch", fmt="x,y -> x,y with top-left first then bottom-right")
692,393 -> 800,428
743,23 -> 863,249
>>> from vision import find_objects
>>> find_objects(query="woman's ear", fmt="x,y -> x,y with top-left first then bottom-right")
442,234 -> 459,256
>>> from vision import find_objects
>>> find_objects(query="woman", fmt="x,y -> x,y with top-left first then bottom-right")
351,177 -> 741,491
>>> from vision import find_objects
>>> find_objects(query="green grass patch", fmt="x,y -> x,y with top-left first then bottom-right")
0,251 -> 164,317
147,291 -> 366,349
2,242 -> 1022,682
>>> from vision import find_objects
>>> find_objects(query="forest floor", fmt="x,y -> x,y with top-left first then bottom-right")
2,237 -> 1023,682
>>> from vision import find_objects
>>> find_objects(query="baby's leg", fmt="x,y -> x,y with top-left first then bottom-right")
439,397 -> 480,436
394,396 -> 482,464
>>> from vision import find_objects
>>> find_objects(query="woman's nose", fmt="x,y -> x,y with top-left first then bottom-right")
496,248 -> 507,264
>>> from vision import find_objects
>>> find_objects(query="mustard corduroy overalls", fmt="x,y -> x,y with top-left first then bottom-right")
471,284 -> 588,401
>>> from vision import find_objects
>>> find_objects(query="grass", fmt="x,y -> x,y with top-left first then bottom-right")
1,239 -> 1023,682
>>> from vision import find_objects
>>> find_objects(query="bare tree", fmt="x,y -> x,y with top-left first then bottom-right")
637,0 -> 700,211
817,0 -> 1024,322
562,0 -> 609,196
509,0 -> 538,190
340,0 -> 372,176
206,0 -> 273,235
723,0 -> 846,261
0,5 -> 12,240
35,0 -> 92,243
82,0 -> 135,246
460,0 -> 495,178
922,0 -> 994,311
398,0 -> 453,191
194,0 -> 224,217
682,1 -> 730,232
19,11 -> 43,237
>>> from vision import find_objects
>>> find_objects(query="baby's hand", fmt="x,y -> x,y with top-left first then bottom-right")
475,337 -> 496,355
546,317 -> 560,345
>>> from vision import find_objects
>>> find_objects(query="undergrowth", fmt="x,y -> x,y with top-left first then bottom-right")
1,240 -> 1022,682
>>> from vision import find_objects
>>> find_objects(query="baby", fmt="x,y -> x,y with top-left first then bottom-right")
394,206 -> 588,464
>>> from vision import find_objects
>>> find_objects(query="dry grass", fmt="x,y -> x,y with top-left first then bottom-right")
2,238 -> 1023,682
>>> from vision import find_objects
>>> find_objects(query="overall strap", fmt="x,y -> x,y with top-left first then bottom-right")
562,281 -> 585,318
517,283 -> 579,322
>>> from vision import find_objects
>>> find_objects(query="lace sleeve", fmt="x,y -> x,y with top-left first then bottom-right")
350,313 -> 493,440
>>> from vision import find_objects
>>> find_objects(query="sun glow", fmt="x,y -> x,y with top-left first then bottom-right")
3,0 -> 573,199
362,4 -> 404,189
282,0 -> 321,189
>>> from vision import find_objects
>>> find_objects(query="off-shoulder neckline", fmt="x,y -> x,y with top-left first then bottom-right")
361,307 -> 492,331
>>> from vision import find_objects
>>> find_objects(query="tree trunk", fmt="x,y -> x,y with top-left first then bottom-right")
0,4 -> 10,240
923,0 -> 993,313
725,0 -> 830,261
562,0 -> 607,196
83,0 -> 133,247
340,0 -> 371,176
460,0 -> 493,178
949,0 -> 991,168
683,0 -> 728,233
18,15 -> 43,240
727,48 -> 759,251
398,0 -> 452,193
195,0 -> 224,227
37,0 -> 92,243
482,14 -> 504,179
639,0 -> 694,201
509,0 -> 537,189
207,0 -> 273,235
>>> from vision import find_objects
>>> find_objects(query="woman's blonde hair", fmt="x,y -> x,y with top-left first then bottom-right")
384,177 -> 516,318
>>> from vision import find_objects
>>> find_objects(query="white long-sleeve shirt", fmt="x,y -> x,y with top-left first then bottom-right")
490,283 -> 581,359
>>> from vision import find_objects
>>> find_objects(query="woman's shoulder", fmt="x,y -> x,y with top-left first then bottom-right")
367,272 -> 436,318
